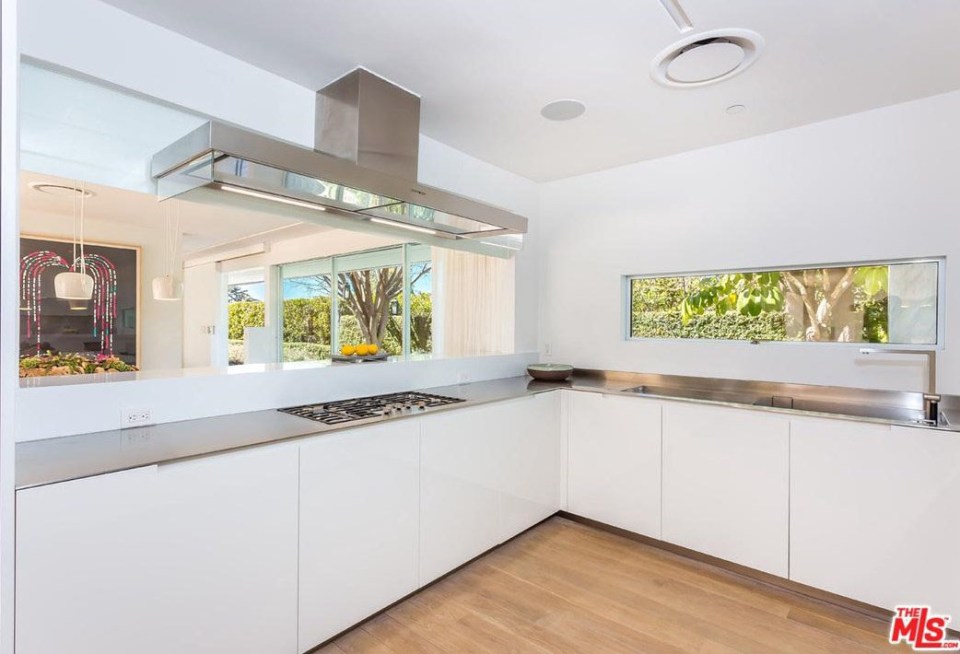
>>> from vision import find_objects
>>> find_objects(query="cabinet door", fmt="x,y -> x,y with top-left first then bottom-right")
498,392 -> 562,542
298,420 -> 420,651
791,419 -> 960,617
421,402 -> 504,583
16,444 -> 300,654
420,394 -> 561,584
662,403 -> 789,577
17,466 -> 162,654
567,392 -> 662,538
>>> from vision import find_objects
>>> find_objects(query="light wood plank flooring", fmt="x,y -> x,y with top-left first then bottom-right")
316,517 -> 903,653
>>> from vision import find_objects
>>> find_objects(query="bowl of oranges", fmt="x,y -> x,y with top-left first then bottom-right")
333,343 -> 387,362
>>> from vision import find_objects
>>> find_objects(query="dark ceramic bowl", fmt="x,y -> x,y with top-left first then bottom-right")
526,363 -> 574,382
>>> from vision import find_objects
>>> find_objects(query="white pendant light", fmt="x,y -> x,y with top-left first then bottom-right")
152,200 -> 182,301
54,180 -> 95,301
55,272 -> 94,300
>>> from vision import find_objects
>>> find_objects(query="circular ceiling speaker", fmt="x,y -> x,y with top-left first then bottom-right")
540,99 -> 586,121
651,29 -> 764,88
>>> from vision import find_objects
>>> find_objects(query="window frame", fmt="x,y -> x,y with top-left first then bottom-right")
622,256 -> 946,350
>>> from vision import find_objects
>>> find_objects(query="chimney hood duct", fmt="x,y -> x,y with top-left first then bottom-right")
151,69 -> 525,256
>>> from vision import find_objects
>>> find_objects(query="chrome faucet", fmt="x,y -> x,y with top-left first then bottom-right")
859,348 -> 940,423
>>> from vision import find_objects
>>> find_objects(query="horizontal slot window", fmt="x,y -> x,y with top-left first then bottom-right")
627,259 -> 941,346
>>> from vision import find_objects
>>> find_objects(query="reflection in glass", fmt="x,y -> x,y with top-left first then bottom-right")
280,261 -> 332,363
226,275 -> 265,365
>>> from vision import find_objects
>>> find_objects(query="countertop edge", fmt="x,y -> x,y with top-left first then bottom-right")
16,374 -> 958,490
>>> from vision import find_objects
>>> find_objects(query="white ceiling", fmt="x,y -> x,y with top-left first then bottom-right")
99,0 -> 960,181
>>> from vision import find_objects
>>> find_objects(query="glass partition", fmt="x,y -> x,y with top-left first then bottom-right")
17,62 -> 517,384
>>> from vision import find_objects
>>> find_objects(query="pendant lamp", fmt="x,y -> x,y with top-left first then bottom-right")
152,200 -> 182,301
54,181 -> 95,300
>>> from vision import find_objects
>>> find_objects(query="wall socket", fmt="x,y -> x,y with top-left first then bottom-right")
121,407 -> 154,429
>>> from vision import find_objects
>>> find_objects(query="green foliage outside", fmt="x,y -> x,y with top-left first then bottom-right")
228,292 -> 431,362
632,268 -> 890,343
632,311 -> 786,341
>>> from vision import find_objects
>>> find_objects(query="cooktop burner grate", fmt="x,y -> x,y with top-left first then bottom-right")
279,391 -> 465,425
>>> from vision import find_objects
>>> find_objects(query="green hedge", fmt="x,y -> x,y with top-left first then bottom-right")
631,311 -> 786,341
228,339 -> 332,365
229,299 -> 333,343
228,302 -> 265,340
229,295 -> 429,359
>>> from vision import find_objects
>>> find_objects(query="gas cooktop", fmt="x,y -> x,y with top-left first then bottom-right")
279,391 -> 465,425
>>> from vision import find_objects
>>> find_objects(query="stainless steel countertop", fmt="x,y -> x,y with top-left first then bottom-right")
16,372 -> 959,490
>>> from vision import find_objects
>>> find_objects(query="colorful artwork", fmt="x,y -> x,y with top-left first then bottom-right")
19,237 -> 139,365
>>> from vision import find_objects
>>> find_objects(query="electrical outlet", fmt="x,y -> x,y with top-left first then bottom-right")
544,342 -> 552,356
121,407 -> 154,429
457,372 -> 470,384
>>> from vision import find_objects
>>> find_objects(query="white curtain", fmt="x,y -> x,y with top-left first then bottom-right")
432,248 -> 515,358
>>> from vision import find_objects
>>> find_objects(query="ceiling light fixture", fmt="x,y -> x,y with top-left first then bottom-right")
540,99 -> 586,121
651,29 -> 764,88
369,217 -> 438,235
219,184 -> 328,212
726,104 -> 747,114
29,182 -> 95,198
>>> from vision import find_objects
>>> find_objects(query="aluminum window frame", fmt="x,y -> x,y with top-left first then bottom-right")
623,256 -> 946,350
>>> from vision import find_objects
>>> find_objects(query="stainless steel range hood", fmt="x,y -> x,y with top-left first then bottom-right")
151,69 -> 526,255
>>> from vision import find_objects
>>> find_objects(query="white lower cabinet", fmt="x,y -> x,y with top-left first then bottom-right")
498,392 -> 562,542
420,394 -> 561,584
790,418 -> 960,617
566,391 -> 662,537
298,420 -> 420,651
662,403 -> 789,577
24,386 -> 956,654
16,444 -> 300,654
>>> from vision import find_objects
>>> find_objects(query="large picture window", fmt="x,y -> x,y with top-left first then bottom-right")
627,259 -> 941,346
275,244 -> 433,361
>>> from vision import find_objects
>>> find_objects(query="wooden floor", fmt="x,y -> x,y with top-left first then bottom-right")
317,517 -> 903,653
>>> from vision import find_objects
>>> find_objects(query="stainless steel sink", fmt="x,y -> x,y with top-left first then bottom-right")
625,384 -> 932,425
625,384 -> 761,406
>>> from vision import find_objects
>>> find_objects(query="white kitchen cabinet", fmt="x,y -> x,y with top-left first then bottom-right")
791,418 -> 960,617
662,403 -> 789,577
298,420 -> 420,651
498,392 -> 562,542
16,444 -> 299,654
420,394 -> 561,584
566,391 -> 662,538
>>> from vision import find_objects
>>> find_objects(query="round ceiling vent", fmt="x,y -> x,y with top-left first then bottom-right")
651,29 -> 764,88
28,182 -> 95,198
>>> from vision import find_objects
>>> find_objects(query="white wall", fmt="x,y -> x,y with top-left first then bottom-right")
539,90 -> 960,394
19,210 -> 183,371
181,263 -> 221,368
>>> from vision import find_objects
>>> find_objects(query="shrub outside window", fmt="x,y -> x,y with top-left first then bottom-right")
627,259 -> 941,346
